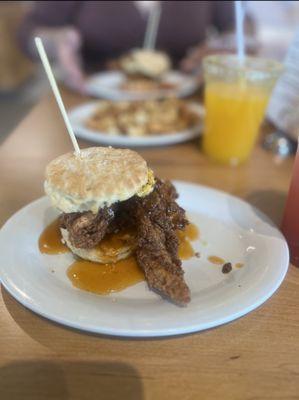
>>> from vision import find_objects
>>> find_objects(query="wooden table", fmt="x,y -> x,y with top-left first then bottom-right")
0,91 -> 298,400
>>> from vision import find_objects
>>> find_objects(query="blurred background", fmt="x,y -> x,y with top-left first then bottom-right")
1,0 -> 299,142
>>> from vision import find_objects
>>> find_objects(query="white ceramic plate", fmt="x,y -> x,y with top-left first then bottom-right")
84,71 -> 199,100
0,182 -> 289,337
68,102 -> 204,147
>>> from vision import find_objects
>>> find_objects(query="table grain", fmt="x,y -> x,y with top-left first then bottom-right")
0,91 -> 298,400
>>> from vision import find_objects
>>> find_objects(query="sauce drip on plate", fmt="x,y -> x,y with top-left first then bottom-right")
208,255 -> 225,265
39,218 -> 68,254
67,256 -> 144,295
177,223 -> 199,260
39,219 -> 199,294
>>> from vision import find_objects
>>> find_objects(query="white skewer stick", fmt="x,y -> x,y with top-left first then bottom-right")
143,2 -> 162,50
35,37 -> 81,156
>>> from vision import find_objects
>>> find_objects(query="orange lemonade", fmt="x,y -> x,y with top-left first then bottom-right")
203,81 -> 269,164
202,55 -> 282,165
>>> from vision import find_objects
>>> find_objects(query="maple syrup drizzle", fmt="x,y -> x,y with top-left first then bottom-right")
184,223 -> 200,241
93,229 -> 136,263
38,218 -> 69,254
177,223 -> 199,260
67,256 -> 144,295
39,219 -> 199,294
208,255 -> 226,265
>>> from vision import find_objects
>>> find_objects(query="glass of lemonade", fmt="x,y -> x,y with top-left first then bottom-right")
202,55 -> 282,165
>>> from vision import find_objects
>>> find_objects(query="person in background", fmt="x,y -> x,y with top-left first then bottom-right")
267,28 -> 299,145
246,0 -> 299,61
18,1 -> 237,91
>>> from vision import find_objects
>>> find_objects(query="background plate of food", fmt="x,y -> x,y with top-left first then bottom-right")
68,99 -> 204,147
84,70 -> 199,101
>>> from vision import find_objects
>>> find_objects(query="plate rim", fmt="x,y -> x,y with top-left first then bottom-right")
0,181 -> 289,337
84,70 -> 199,100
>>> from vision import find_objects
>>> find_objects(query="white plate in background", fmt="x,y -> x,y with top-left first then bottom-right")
84,70 -> 199,101
0,181 -> 289,337
68,101 -> 204,147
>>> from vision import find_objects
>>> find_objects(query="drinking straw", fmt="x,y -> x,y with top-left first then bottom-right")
143,2 -> 162,50
235,1 -> 245,64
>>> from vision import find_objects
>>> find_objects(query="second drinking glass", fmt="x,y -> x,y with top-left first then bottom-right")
202,55 -> 282,165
